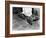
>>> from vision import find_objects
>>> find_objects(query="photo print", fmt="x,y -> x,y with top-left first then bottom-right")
12,7 -> 40,31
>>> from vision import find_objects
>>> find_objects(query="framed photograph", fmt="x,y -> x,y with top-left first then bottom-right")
5,1 -> 45,37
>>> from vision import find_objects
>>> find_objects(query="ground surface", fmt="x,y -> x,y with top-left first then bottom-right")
12,14 -> 40,31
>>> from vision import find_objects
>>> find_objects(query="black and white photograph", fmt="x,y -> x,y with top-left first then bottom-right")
13,7 -> 40,31
10,4 -> 43,34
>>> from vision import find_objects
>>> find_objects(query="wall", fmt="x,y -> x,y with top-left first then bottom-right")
0,0 -> 46,38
